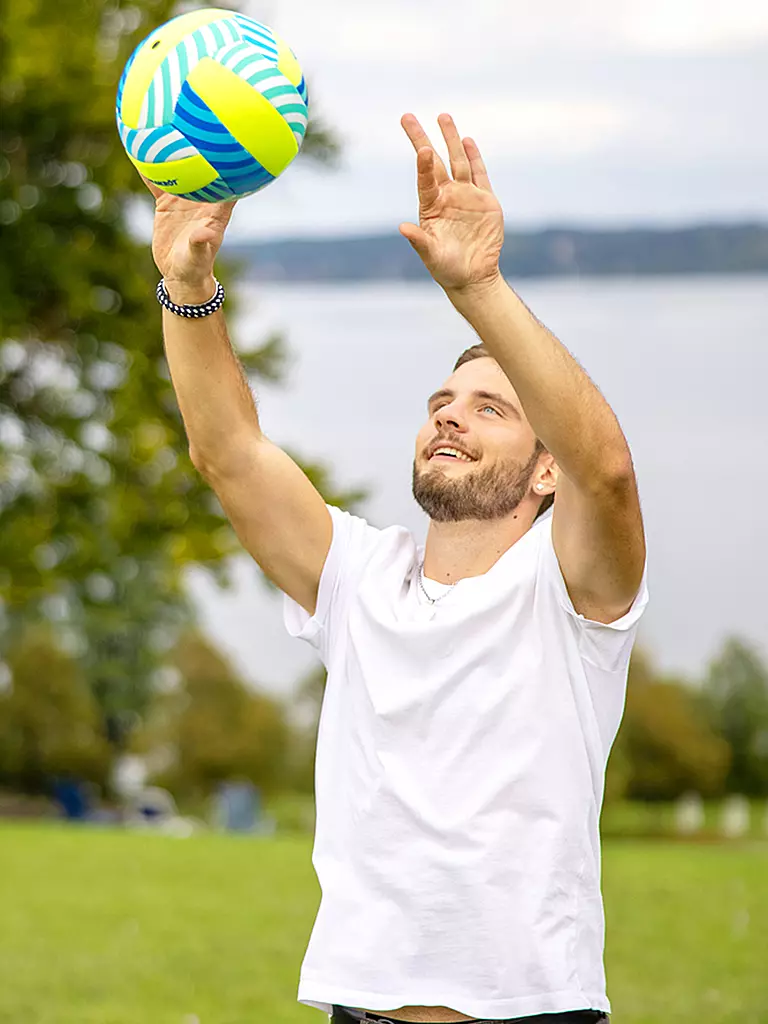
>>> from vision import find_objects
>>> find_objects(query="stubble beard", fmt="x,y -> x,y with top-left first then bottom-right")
412,447 -> 540,523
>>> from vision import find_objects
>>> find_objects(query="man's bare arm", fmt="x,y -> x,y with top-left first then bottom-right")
140,170 -> 333,616
446,276 -> 632,488
162,278 -> 261,471
398,113 -> 645,623
447,277 -> 645,623
160,279 -> 332,617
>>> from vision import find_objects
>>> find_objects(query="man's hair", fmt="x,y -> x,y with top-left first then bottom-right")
453,344 -> 554,522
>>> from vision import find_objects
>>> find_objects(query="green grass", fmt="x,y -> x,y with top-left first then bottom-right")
0,824 -> 766,1024
602,841 -> 768,1022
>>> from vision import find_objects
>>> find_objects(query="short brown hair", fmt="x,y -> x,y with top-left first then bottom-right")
452,344 -> 554,521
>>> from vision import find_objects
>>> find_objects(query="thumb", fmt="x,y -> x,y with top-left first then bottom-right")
188,225 -> 217,248
399,222 -> 432,263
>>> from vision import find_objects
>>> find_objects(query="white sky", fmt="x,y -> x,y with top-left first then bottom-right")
191,0 -> 768,239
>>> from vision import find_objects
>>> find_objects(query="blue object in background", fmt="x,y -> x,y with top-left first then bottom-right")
216,780 -> 261,833
52,778 -> 92,821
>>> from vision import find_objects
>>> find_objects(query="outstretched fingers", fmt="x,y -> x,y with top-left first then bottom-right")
416,146 -> 441,211
437,114 -> 472,184
402,113 -> 493,192
463,136 -> 494,192
401,113 -> 450,184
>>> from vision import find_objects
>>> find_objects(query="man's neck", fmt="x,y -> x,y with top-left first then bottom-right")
422,506 -> 538,584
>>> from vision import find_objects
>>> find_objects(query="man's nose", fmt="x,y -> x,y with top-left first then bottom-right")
436,404 -> 465,428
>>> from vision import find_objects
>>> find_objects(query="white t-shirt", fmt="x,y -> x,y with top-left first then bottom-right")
283,504 -> 649,1019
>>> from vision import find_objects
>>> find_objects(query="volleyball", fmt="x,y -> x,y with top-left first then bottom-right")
115,7 -> 308,202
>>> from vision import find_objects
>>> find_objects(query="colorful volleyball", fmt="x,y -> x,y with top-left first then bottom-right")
115,8 -> 308,202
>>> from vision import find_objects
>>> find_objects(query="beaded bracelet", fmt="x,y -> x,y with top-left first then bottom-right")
156,277 -> 225,318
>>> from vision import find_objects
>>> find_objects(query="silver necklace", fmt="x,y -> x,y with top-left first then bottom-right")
417,559 -> 459,605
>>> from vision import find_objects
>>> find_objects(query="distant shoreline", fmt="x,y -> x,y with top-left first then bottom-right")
226,222 -> 768,282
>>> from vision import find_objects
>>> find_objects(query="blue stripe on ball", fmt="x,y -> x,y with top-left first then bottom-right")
175,114 -> 241,148
135,126 -> 170,161
232,15 -> 279,58
203,180 -> 235,198
223,164 -> 274,192
209,21 -> 226,50
211,154 -> 256,170
190,28 -> 208,61
154,136 -> 196,163
160,58 -> 173,123
171,81 -> 276,195
177,39 -> 189,83
200,185 -> 228,200
219,41 -> 253,67
177,83 -> 225,125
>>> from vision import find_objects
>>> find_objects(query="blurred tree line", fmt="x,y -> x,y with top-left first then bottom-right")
1,625 -> 767,804
0,0 -> 365,752
605,638 -> 768,801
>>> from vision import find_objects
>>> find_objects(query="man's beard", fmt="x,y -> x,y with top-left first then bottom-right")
412,446 -> 540,522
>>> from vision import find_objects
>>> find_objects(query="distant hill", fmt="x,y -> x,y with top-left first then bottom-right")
226,223 -> 768,281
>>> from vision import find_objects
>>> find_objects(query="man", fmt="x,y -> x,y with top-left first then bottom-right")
146,113 -> 647,1024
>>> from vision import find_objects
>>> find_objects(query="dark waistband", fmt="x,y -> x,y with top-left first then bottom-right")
331,1005 -> 608,1024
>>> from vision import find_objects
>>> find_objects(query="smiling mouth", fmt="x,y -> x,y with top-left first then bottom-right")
429,453 -> 476,463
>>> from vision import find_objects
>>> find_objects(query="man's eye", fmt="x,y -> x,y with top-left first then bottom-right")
431,403 -> 499,415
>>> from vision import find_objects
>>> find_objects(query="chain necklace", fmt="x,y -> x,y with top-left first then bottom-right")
417,559 -> 459,605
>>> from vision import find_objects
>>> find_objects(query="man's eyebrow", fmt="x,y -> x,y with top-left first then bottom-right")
426,388 -> 521,418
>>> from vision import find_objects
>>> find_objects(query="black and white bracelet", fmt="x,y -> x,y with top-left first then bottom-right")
156,277 -> 226,318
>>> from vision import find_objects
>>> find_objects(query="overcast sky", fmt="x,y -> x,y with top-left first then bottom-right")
166,0 -> 767,241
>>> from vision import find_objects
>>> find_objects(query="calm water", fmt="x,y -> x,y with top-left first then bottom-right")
187,275 -> 768,696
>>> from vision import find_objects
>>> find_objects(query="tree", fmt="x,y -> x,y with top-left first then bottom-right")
0,625 -> 111,792
0,0 -> 364,734
606,648 -> 731,801
701,636 -> 768,796
136,629 -> 292,799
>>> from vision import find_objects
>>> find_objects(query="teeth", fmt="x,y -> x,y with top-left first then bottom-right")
433,447 -> 472,462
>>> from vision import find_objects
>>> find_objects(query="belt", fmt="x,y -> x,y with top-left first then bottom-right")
331,1006 -> 609,1024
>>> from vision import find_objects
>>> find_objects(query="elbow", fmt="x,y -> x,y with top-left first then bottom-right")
189,432 -> 265,480
189,444 -> 214,478
591,450 -> 636,495
607,453 -> 635,485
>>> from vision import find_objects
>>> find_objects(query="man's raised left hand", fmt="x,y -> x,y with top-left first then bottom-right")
400,113 -> 504,294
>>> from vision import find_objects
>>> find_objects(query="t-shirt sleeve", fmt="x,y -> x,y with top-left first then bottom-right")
282,503 -> 382,666
538,510 -> 650,674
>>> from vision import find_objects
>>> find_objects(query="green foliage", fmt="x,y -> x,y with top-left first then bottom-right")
137,629 -> 292,799
0,626 -> 111,791
0,0 -> 364,727
701,636 -> 768,796
607,648 -> 731,801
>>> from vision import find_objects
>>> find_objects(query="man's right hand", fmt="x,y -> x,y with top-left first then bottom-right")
140,173 -> 238,289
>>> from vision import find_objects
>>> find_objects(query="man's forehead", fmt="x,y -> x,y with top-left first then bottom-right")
442,359 -> 521,404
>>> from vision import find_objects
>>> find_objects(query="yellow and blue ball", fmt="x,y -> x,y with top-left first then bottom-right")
115,7 -> 308,201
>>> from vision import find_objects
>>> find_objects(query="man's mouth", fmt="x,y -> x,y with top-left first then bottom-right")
429,450 -> 476,463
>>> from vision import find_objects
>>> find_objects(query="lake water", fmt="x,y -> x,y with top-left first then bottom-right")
186,275 -> 768,698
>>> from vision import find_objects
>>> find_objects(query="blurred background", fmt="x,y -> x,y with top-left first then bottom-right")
1,1 -> 767,1022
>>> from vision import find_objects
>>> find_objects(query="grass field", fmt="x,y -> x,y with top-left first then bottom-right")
0,823 -> 766,1024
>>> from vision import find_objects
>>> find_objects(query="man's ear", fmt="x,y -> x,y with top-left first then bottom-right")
535,454 -> 558,495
